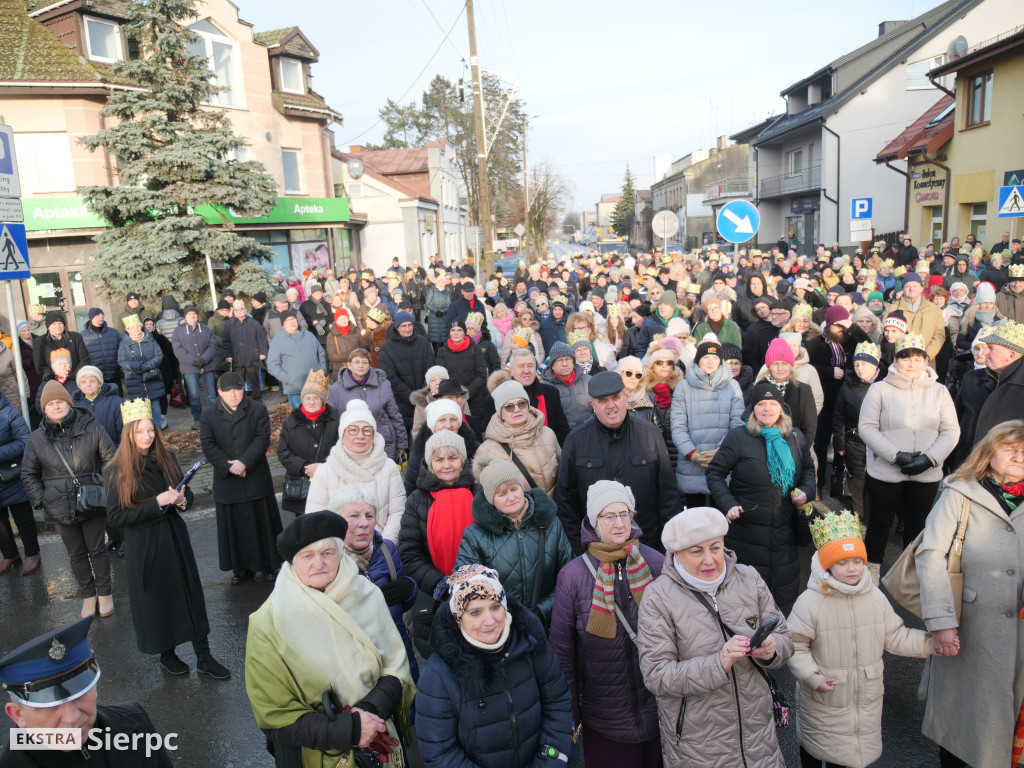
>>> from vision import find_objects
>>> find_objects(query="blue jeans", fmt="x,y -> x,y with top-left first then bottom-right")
184,371 -> 217,421
287,394 -> 302,409
150,399 -> 163,429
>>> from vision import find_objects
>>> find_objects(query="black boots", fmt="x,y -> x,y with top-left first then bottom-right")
159,650 -> 188,675
193,637 -> 230,680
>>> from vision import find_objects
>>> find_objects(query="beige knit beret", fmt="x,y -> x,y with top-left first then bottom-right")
661,507 -> 729,552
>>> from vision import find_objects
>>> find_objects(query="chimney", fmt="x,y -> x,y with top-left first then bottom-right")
878,20 -> 907,37
349,145 -> 366,154
716,135 -> 728,151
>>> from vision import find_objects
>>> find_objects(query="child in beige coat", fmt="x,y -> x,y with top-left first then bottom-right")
787,510 -> 937,768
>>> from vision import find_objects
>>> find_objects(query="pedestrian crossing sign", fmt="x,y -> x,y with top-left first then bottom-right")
998,185 -> 1024,218
0,223 -> 30,279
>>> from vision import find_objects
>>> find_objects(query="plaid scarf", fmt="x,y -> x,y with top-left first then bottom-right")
585,538 -> 652,639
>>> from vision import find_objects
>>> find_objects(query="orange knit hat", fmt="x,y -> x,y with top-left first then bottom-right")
810,510 -> 867,572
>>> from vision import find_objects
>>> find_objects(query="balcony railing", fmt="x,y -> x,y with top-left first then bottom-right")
758,164 -> 822,199
704,178 -> 754,204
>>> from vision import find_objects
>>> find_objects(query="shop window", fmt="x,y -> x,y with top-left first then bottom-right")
15,134 -> 75,193
282,150 -> 303,193
279,58 -> 304,94
84,16 -> 122,63
966,72 -> 992,127
187,19 -> 241,108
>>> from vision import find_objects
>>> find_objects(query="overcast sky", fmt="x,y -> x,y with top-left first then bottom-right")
239,0 -> 939,212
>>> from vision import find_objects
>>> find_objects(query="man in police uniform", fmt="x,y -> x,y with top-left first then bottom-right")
1,617 -> 172,766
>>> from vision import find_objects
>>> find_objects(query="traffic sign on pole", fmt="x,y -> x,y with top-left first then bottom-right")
0,126 -> 21,199
851,198 -> 872,220
998,186 -> 1024,218
716,200 -> 760,244
0,223 -> 31,279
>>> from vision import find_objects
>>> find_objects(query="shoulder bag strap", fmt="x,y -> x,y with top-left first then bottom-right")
947,493 -> 970,576
50,443 -> 82,489
499,443 -> 539,489
688,588 -> 779,691
581,554 -> 639,645
530,524 -> 546,611
379,540 -> 398,582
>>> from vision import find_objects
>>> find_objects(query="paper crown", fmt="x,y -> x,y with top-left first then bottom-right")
862,280 -> 878,291
120,398 -> 153,425
360,271 -> 373,280
893,266 -> 908,277
853,341 -> 881,364
606,302 -> 622,317
511,326 -> 533,347
553,295 -> 568,307
28,303 -> 46,314
686,283 -> 702,294
980,320 -> 1024,355
792,302 -> 813,318
720,299 -> 734,316
749,249 -> 763,257
839,265 -> 854,275
882,259 -> 895,269
49,348 -> 71,363
300,369 -> 329,401
809,509 -> 866,570
366,306 -> 389,324
232,299 -> 247,311
566,329 -> 589,348
895,333 -> 926,355
1009,264 -> 1024,279
464,312 -> 484,328
915,260 -> 930,273
860,268 -> 877,277
122,314 -> 141,329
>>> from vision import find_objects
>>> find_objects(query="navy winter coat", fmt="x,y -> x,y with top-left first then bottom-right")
538,312 -> 567,353
118,331 -> 165,401
416,596 -> 573,768
0,392 -> 30,506
170,322 -> 216,373
379,325 -> 436,423
73,383 -> 124,447
359,530 -> 419,681
548,519 -> 664,743
222,316 -> 268,367
80,322 -> 122,384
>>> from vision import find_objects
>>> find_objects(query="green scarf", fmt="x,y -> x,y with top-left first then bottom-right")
761,426 -> 796,492
585,538 -> 652,639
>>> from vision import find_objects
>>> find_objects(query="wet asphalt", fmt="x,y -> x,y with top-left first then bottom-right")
0,499 -> 944,767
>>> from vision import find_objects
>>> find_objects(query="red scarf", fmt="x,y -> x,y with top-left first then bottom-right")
336,322 -> 351,336
447,337 -> 470,353
535,393 -> 548,425
301,404 -> 326,421
557,370 -> 576,387
425,487 -> 475,576
1001,480 -> 1024,497
652,382 -> 672,409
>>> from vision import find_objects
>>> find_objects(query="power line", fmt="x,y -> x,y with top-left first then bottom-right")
419,0 -> 465,58
341,4 -> 467,145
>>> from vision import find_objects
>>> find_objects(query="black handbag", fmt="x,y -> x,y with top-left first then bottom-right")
282,426 -> 327,502
51,444 -> 106,519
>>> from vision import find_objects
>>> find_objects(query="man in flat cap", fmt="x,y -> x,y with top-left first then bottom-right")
555,371 -> 678,554
1,617 -> 172,766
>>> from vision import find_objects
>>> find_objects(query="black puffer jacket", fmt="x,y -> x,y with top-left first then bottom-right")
0,392 -> 30,507
275,405 -> 340,515
434,340 -> 488,405
705,424 -> 815,607
21,408 -> 116,525
80,322 -> 122,384
403,421 -> 479,494
974,355 -> 1024,447
379,325 -> 435,422
222,316 -> 268,367
832,375 -> 872,452
34,331 -> 90,381
416,596 -> 573,768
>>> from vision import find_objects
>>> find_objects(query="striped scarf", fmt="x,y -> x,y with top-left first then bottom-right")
585,538 -> 652,639
823,331 -> 846,367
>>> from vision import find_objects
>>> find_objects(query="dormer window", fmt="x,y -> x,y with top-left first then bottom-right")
279,58 -> 304,94
187,19 -> 242,108
84,16 -> 123,63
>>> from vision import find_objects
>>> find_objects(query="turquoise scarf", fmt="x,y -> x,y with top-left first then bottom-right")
761,426 -> 795,492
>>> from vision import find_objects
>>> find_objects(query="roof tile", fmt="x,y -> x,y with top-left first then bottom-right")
875,94 -> 955,162
0,0 -> 107,83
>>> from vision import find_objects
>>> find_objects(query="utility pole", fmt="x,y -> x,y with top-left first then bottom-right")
466,0 -> 492,272
522,125 -> 529,262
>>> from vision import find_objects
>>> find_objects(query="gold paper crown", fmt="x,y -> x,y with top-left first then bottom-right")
464,312 -> 484,328
366,306 -> 389,324
750,249 -> 762,257
512,326 -> 533,345
792,302 -> 813,318
721,299 -> 733,316
915,260 -> 930,273
839,265 -> 854,275
686,283 -> 702,294
895,333 -> 926,355
861,268 -> 877,277
29,303 -> 46,314
853,341 -> 881,363
882,259 -> 895,268
232,299 -> 247,311
553,295 -> 568,307
1009,264 -> 1024,279
809,509 -> 863,551
120,398 -> 153,425
862,280 -> 878,290
122,314 -> 141,329
893,266 -> 907,277
566,329 -> 589,347
607,302 -> 622,317
980,320 -> 1024,355
300,369 -> 329,401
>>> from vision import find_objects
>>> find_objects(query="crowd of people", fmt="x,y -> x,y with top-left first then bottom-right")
1,237 -> 1023,768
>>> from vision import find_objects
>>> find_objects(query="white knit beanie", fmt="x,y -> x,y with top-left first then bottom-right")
490,380 -> 529,415
586,480 -> 636,528
75,365 -> 104,386
339,400 -> 376,434
425,429 -> 467,464
425,398 -> 464,432
424,365 -> 449,386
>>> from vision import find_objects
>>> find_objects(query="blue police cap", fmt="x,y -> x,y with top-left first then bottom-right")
0,617 -> 100,707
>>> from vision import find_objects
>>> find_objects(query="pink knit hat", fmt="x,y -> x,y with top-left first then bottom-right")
765,337 -> 795,366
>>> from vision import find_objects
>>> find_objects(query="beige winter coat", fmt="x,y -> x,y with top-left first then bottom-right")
754,346 -> 824,414
305,433 -> 406,541
637,551 -> 794,768
858,366 -> 959,484
916,478 -> 1024,768
472,407 -> 561,496
787,553 -> 932,768
885,295 -> 946,363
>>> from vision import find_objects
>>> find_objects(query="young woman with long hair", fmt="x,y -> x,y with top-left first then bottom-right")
105,398 -> 230,679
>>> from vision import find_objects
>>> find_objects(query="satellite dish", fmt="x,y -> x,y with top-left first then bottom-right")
348,158 -> 364,179
946,35 -> 968,59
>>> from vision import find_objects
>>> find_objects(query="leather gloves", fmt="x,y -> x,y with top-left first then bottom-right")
901,454 -> 934,476
379,577 -> 414,607
691,449 -> 718,469
893,451 -> 919,467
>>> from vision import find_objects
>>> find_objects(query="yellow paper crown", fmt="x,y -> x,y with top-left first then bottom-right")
792,302 -> 813,318
893,266 -> 907,277
895,333 -> 926,355
1008,264 -> 1024,279
809,509 -> 863,551
566,329 -> 589,347
120,398 -> 153,425
29,303 -> 46,314
882,259 -> 895,269
366,306 -> 389,324
853,341 -> 881,363
122,314 -> 141,329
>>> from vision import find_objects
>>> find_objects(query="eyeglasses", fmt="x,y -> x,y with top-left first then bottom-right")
621,370 -> 642,378
597,511 -> 632,523
502,400 -> 530,413
345,426 -> 375,437
653,360 -> 675,367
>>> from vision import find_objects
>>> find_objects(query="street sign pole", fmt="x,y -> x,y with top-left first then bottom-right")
5,282 -> 29,424
0,125 -> 29,424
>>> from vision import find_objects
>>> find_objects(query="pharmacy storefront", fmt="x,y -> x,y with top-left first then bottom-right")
21,196 -> 355,330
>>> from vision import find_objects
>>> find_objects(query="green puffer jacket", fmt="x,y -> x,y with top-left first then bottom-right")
456,488 -> 573,628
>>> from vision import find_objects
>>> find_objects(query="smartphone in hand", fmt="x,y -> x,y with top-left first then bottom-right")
749,617 -> 781,649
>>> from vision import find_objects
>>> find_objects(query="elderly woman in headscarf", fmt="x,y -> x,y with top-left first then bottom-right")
617,355 -> 659,426
549,481 -> 665,767
415,564 -> 573,768
245,511 -> 416,768
637,506 -> 793,768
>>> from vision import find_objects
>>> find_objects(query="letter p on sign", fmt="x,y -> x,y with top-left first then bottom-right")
851,198 -> 872,220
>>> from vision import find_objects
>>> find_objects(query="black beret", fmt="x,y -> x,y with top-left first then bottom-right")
588,370 -> 624,398
277,510 -> 348,563
461,281 -> 475,291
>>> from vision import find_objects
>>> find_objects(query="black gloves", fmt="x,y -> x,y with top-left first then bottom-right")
434,310 -> 445,318
379,577 -> 414,607
893,451 -> 919,467
901,454 -> 934,476
193,357 -> 206,369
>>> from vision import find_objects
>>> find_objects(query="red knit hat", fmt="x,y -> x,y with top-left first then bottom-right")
765,337 -> 795,366
928,275 -> 944,287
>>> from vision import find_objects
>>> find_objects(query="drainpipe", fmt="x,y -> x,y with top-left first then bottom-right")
883,160 -> 910,234
919,152 -> 952,243
927,72 -> 955,99
820,120 -> 840,244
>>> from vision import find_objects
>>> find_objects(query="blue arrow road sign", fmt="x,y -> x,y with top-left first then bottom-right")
851,198 -> 872,219
998,186 -> 1024,218
716,200 -> 760,244
0,223 -> 31,280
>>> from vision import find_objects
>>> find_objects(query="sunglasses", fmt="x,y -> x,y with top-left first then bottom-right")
502,400 -> 530,413
621,370 -> 642,378
653,360 -> 675,366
